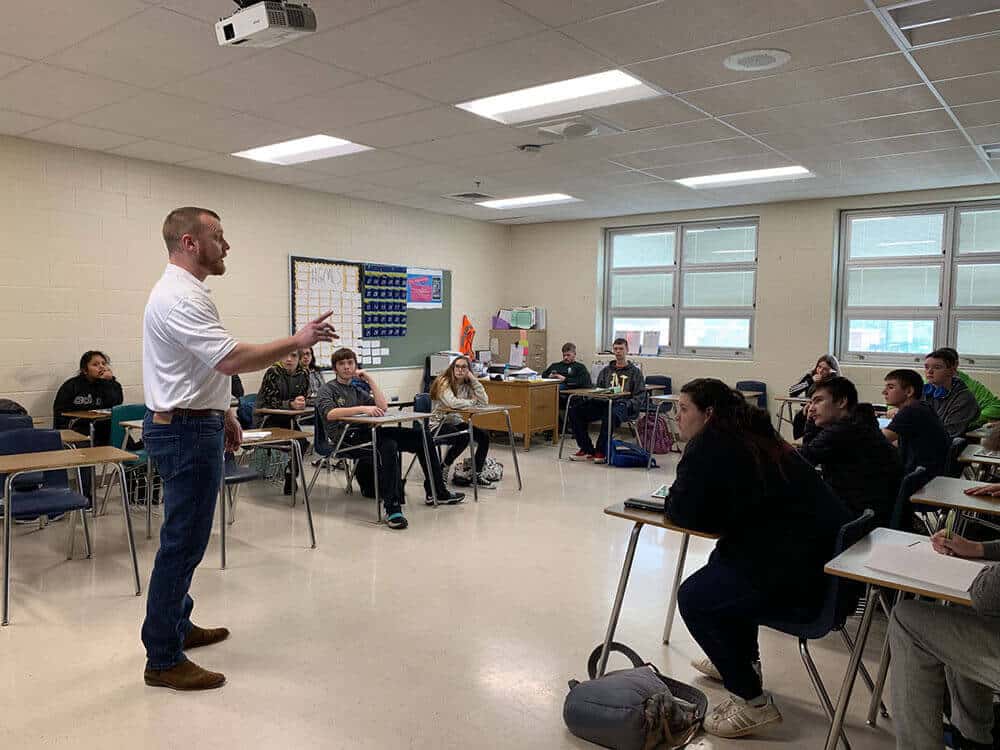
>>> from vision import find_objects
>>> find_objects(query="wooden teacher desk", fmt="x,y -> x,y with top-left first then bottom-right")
477,378 -> 559,450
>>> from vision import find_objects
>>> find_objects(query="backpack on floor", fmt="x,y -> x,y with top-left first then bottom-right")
610,439 -> 656,469
636,414 -> 673,454
452,456 -> 503,485
564,643 -> 707,750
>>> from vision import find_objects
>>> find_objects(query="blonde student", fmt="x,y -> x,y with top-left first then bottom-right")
429,356 -> 494,487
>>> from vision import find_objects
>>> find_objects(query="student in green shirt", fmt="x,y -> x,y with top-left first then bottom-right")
542,342 -> 593,390
938,348 -> 1000,429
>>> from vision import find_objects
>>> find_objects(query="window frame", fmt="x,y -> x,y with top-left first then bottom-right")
836,200 -> 1000,368
603,218 -> 758,359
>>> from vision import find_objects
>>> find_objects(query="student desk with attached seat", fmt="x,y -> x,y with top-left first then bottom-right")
477,378 -> 559,450
558,388 -> 663,462
61,409 -> 112,497
822,527 -> 973,750
59,429 -> 90,446
436,404 -> 522,502
595,503 -> 720,677
911,475 -> 1000,536
254,407 -> 310,430
773,396 -> 809,435
0,445 -> 141,625
958,444 -> 1000,480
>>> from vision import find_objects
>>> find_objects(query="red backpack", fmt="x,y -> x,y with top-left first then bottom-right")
636,414 -> 674,454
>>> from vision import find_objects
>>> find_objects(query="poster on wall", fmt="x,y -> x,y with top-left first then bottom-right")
406,267 -> 444,309
362,263 -> 408,338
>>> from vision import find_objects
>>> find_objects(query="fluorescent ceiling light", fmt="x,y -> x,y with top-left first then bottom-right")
476,193 -> 581,209
456,70 -> 661,125
676,165 -> 812,189
233,134 -> 372,165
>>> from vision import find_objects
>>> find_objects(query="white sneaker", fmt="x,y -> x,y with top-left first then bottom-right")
691,657 -> 762,683
704,695 -> 782,738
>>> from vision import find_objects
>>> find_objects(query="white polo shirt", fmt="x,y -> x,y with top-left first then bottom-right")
143,264 -> 238,412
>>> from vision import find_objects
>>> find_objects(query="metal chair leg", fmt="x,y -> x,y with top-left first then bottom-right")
840,628 -> 889,718
219,480 -> 227,570
503,410 -> 522,491
558,393 -> 575,459
800,639 -> 852,750
292,440 -> 316,549
3,476 -> 13,625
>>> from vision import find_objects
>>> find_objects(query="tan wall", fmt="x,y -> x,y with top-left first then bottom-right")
507,184 -> 1000,408
0,136 -> 509,422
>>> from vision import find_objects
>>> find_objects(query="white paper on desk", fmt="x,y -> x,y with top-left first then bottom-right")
508,367 -> 537,376
866,542 -> 986,592
242,431 -> 271,439
509,344 -> 524,367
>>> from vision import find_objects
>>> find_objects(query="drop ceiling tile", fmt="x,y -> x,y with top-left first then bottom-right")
968,124 -> 1000,145
609,137 -> 770,169
785,130 -> 968,160
540,119 -> 739,161
645,154 -> 795,181
953,100 -> 1000,127
381,31 -> 610,103
914,34 -> 1000,82
0,0 -> 148,60
0,53 -> 30,78
297,175 -> 380,195
588,96 -> 705,131
47,7 -> 255,89
863,146 -> 984,171
560,0 -> 864,65
161,50 -> 362,111
501,0 -> 653,26
0,64 -> 141,120
0,109 -> 53,135
936,71 -> 1000,106
24,122 -> 141,151
756,110 -> 958,150
249,80 -> 435,131
178,155 -> 319,185
392,128 -> 529,163
290,0 -> 545,76
179,113 -> 308,153
361,163 -> 472,189
75,91 -> 239,140
170,0 -> 413,30
630,13 -> 896,94
336,107 -> 497,149
720,86 -> 943,132
297,149 -> 430,177
489,159 -> 627,184
109,139 -> 218,163
683,54 -> 921,116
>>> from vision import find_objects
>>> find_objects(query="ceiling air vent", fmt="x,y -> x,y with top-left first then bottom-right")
723,49 -> 791,72
522,113 -> 624,141
443,191 -> 495,204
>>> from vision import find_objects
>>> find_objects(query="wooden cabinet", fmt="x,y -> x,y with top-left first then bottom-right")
477,379 -> 559,450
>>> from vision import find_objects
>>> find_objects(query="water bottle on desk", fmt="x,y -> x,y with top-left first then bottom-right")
503,363 -> 509,381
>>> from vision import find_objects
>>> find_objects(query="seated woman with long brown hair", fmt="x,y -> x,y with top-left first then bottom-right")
429,356 -> 494,488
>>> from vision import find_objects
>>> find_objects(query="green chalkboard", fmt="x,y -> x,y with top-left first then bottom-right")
290,255 -> 451,370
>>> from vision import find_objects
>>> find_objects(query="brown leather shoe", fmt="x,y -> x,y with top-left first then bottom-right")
183,625 -> 230,650
144,659 -> 226,691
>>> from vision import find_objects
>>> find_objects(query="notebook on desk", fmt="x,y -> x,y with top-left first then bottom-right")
624,497 -> 666,512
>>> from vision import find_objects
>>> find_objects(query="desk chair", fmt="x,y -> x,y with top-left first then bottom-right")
0,415 -> 45,491
947,437 -> 968,478
402,393 -> 466,482
760,509 -> 878,750
0,429 -> 140,621
100,404 -> 152,516
890,466 -> 931,532
217,453 -> 262,569
736,380 -> 767,411
306,405 -> 383,519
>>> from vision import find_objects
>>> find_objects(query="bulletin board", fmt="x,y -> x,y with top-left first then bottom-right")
289,255 -> 452,370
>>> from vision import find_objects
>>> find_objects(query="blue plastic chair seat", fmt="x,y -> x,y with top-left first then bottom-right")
5,487 -> 89,519
224,458 -> 260,486
12,471 -> 45,491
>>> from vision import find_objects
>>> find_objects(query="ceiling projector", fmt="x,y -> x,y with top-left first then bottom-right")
216,1 -> 317,48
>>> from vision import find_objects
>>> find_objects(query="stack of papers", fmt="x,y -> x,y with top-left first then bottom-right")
242,430 -> 271,439
866,541 -> 986,592
651,484 -> 669,499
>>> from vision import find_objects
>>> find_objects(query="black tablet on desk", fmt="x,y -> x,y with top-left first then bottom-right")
624,497 -> 666,512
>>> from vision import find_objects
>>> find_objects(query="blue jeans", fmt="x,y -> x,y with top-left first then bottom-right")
141,411 -> 224,670
569,399 -> 631,455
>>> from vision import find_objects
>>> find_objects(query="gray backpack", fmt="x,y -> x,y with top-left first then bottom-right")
564,643 -> 707,750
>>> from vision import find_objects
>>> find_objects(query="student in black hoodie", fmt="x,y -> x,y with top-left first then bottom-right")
53,350 -> 124,444
255,349 -> 310,494
670,378 -> 852,739
799,376 -> 901,525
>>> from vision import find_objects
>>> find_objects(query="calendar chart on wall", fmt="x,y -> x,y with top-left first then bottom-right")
290,255 -> 452,370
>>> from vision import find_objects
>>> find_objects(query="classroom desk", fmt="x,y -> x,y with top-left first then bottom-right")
0,445 -> 141,625
911,475 -> 1000,516
822,527 -> 972,750
59,429 -> 90,446
437,405 -> 522,502
773,396 -> 809,435
118,419 -> 158,539
222,427 -> 316,569
330,410 -> 437,520
558,389 -> 639,461
596,503 -> 720,677
61,410 -> 112,497
255,407 -> 310,430
958,444 -> 1000,481
478,378 -> 559,450
966,425 -> 992,442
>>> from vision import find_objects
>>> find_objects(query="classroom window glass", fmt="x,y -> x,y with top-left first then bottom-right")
604,219 -> 757,358
838,201 -> 1000,367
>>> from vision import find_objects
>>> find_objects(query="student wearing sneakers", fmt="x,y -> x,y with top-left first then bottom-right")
429,355 -> 493,488
568,338 -> 645,463
669,378 -> 852,739
889,522 -> 1000,750
799,376 -> 902,525
317,348 -> 462,529
881,368 -> 949,479
922,347 -> 979,439
542,342 -> 593,390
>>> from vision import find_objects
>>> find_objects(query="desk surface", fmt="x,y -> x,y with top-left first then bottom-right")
121,419 -> 144,430
61,410 -> 112,421
255,407 -> 310,416
563,388 -> 634,400
824,527 -> 973,606
59,429 -> 90,445
439,404 -> 520,416
479,378 -> 560,387
775,396 -> 810,404
240,427 -> 310,447
912,475 -> 1000,515
0,446 -> 137,474
959,444 -> 1000,466
967,426 -> 992,441
338,409 -> 431,425
604,502 -> 721,540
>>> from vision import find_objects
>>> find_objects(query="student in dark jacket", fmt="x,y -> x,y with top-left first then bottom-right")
787,354 -> 839,439
542,342 -> 592,390
255,349 -> 310,494
922,348 -> 979,439
670,378 -> 852,739
567,338 -> 644,463
799,377 -> 901,525
53,350 -> 124,444
882,368 -> 949,478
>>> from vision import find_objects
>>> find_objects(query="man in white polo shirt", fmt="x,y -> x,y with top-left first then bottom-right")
142,206 -> 337,691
